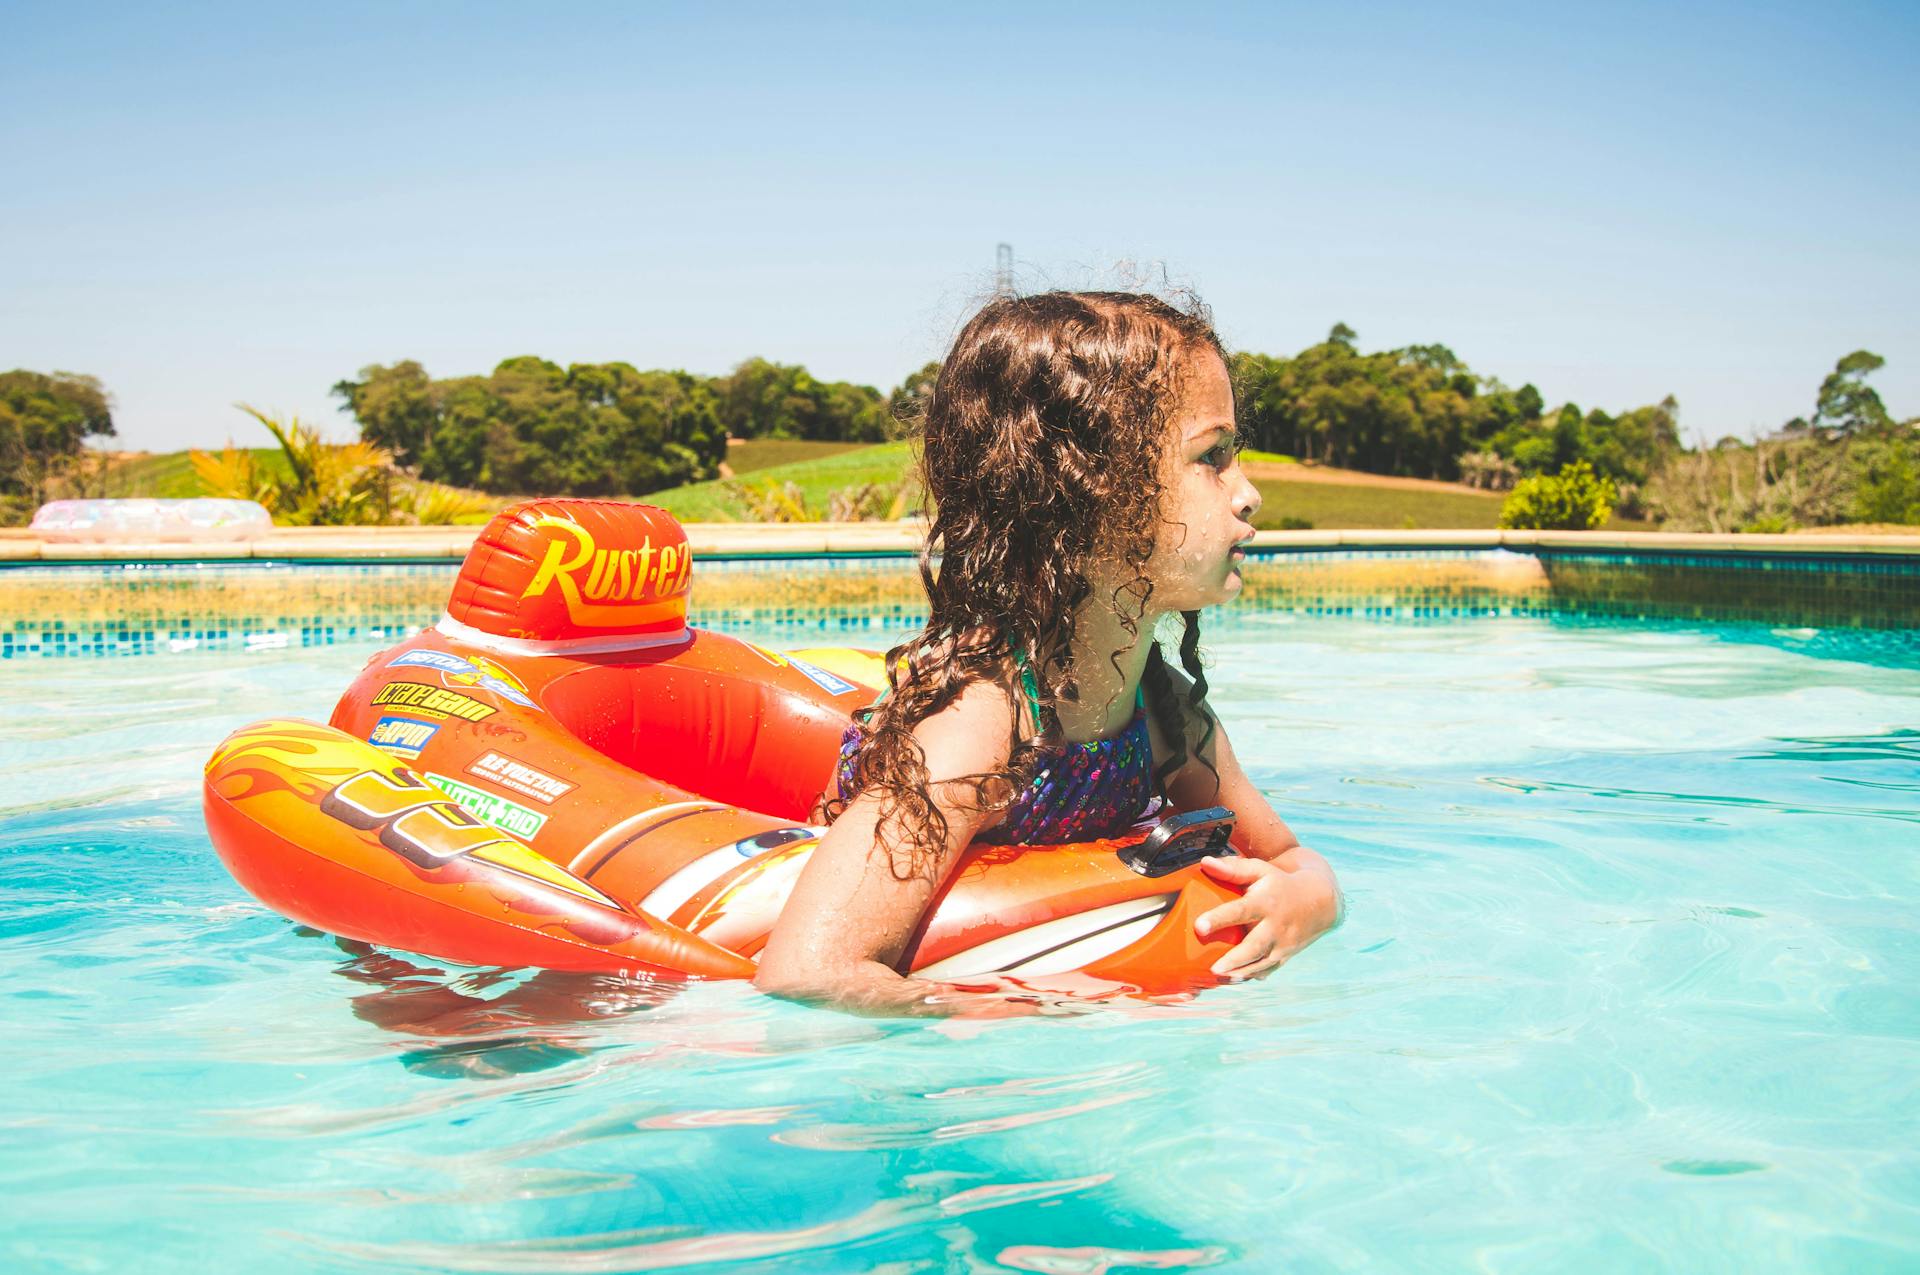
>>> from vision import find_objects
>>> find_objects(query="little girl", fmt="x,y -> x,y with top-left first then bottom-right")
757,290 -> 1340,1015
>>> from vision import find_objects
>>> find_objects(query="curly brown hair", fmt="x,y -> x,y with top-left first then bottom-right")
825,290 -> 1229,877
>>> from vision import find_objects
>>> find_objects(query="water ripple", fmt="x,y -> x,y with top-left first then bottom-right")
319,1173 -> 1114,1272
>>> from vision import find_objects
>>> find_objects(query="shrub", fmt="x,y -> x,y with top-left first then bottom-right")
1643,435 -> 1850,532
723,478 -> 910,523
1851,436 -> 1920,526
194,405 -> 502,525
1498,460 -> 1618,530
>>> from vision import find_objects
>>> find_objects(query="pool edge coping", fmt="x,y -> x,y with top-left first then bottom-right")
3,524 -> 1919,566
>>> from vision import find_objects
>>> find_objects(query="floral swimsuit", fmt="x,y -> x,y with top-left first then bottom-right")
832,645 -> 1158,845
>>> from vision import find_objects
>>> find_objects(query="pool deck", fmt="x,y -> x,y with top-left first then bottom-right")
3,523 -> 1919,563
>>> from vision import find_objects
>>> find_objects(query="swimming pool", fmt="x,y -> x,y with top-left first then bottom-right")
4,579 -> 1917,1270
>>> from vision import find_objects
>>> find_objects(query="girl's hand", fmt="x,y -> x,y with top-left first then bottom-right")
1193,851 -> 1341,981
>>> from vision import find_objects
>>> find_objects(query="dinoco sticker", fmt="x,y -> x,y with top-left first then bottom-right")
519,515 -> 692,629
747,645 -> 857,696
388,649 -> 539,709
367,715 -> 440,759
785,655 -> 857,697
370,681 -> 496,722
466,751 -> 574,805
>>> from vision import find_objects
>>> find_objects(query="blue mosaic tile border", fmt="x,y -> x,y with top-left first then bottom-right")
3,548 -> 1914,661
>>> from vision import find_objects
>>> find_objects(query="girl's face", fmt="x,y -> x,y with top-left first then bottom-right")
1140,349 -> 1261,614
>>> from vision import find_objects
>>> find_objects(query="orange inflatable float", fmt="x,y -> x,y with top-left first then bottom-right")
203,499 -> 1247,995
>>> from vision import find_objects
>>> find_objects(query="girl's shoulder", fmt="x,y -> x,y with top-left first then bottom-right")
893,672 -> 1022,793
887,625 -> 1026,746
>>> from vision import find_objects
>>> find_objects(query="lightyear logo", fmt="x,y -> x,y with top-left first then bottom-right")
519,515 -> 691,629
319,766 -> 619,909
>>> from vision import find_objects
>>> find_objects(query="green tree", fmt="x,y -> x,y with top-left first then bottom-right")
0,370 -> 116,519
1812,350 -> 1892,437
714,358 -> 892,442
888,360 -> 941,428
331,360 -> 437,466
334,358 -> 729,496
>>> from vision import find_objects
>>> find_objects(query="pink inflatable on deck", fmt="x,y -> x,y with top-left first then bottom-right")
31,499 -> 273,542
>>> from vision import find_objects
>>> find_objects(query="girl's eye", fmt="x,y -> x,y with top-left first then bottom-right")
1200,444 -> 1231,469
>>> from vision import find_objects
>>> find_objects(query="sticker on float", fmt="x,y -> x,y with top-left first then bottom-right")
367,715 -> 440,759
371,682 -> 497,722
425,772 -> 550,839
388,649 -> 540,709
746,644 -> 859,696
465,750 -> 575,804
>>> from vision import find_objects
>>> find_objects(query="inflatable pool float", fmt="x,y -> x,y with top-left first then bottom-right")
203,500 -> 1247,994
33,497 -> 272,542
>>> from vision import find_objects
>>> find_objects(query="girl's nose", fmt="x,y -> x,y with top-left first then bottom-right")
1234,473 -> 1262,522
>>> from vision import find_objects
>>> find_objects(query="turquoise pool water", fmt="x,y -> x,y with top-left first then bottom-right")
3,611 -> 1917,1272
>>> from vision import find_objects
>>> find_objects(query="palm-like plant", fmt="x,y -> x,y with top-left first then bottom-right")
193,405 -> 502,526
402,479 -> 500,525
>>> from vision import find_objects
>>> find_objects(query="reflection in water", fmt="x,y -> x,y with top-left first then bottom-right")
998,1243 -> 1232,1274
324,1174 -> 1122,1272
323,934 -> 682,1079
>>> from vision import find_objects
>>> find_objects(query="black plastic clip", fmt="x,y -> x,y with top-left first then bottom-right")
1117,806 -> 1237,878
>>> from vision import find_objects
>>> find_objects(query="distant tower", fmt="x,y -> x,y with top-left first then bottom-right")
994,243 -> 1014,298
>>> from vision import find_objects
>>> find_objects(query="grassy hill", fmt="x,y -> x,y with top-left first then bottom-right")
723,438 -> 869,476
1252,478 -> 1509,530
646,441 -> 918,521
94,448 -> 293,499
645,443 -> 1654,530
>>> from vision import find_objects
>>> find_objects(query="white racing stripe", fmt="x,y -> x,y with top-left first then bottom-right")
639,830 -> 820,922
915,894 -> 1176,980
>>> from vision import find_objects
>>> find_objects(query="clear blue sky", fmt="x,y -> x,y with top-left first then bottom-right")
4,1 -> 1915,452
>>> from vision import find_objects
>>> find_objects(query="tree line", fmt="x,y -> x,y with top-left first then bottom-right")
332,330 -> 1692,502
5,331 -> 1912,530
1231,323 -> 1682,494
1644,350 -> 1919,530
331,356 -> 898,497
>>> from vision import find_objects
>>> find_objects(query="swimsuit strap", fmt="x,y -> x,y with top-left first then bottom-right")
1009,641 -> 1048,731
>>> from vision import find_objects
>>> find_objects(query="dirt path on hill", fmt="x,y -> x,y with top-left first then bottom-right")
1242,461 -> 1498,497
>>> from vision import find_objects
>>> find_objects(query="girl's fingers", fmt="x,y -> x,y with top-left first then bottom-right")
1198,854 -> 1275,886
1194,897 -> 1253,939
1209,929 -> 1279,978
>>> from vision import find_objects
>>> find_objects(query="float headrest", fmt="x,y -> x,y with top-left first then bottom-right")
442,499 -> 692,653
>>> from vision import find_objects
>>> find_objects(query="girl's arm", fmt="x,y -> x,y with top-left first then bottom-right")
1161,692 -> 1343,980
755,678 -> 1037,1017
